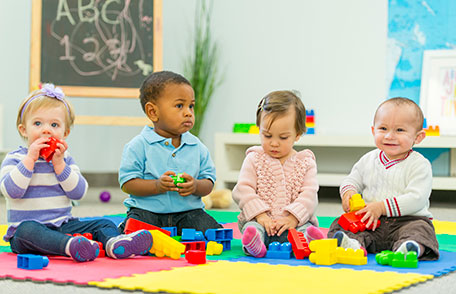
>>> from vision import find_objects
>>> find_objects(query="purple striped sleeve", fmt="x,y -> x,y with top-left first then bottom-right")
2,174 -> 27,199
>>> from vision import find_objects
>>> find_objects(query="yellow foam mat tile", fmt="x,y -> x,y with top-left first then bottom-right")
433,220 -> 456,235
89,261 -> 432,294
0,225 -> 9,247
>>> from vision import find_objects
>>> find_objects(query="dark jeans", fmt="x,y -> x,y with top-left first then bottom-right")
10,219 -> 120,257
118,207 -> 223,235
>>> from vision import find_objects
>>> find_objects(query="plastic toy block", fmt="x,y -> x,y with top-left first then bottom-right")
181,228 -> 204,241
17,254 -> 49,270
306,122 -> 315,128
376,250 -> 418,268
338,211 -> 380,233
206,241 -> 223,255
233,123 -> 256,133
149,230 -> 185,259
266,242 -> 293,259
306,109 -> 315,116
185,250 -> 206,264
171,173 -> 186,187
182,241 -> 206,253
248,125 -> 259,134
124,218 -> 170,236
306,128 -> 315,135
349,194 -> 365,212
161,227 -> 177,237
306,116 -> 315,124
40,137 -> 61,162
392,252 -> 418,268
204,228 -> 233,241
95,241 -> 106,258
83,233 -> 93,240
425,125 -> 440,136
335,247 -> 367,265
287,228 -> 311,259
375,250 -> 394,265
217,240 -> 231,251
308,239 -> 338,266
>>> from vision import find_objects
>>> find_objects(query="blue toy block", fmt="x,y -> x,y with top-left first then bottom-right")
266,242 -> 293,259
306,128 -> 315,135
181,228 -> 204,241
161,227 -> 177,237
306,109 -> 315,116
17,254 -> 49,270
218,240 -> 231,251
204,228 -> 233,241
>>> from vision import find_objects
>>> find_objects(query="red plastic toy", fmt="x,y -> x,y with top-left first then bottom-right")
185,250 -> 206,264
40,137 -> 61,162
182,241 -> 206,253
287,228 -> 311,259
123,218 -> 171,236
338,211 -> 380,233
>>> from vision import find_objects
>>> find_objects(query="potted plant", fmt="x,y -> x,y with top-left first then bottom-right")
184,1 -> 222,137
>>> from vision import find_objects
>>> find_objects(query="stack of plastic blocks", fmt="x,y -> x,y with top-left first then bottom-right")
205,228 -> 233,251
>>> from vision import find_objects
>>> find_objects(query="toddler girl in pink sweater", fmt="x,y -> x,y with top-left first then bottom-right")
232,90 -> 324,257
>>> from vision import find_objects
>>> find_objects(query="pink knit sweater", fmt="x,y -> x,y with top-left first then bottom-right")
232,146 -> 319,228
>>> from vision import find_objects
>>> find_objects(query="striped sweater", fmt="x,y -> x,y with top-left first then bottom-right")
0,146 -> 88,241
340,149 -> 433,218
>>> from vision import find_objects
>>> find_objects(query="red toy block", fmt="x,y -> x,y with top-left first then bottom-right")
96,241 -> 106,257
287,228 -> 311,259
40,137 -> 61,162
181,241 -> 206,253
124,218 -> 171,236
338,211 -> 380,233
185,250 -> 206,264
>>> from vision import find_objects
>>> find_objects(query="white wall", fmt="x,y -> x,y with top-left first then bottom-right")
0,0 -> 387,172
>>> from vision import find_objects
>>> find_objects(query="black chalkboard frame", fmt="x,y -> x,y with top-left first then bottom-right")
29,0 -> 163,99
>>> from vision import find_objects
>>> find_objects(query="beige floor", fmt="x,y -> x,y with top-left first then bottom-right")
1,187 -> 456,293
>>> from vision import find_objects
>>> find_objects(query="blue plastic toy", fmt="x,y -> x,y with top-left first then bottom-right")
266,242 -> 293,259
17,254 -> 49,270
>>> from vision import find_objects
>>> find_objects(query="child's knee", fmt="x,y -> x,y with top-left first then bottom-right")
15,221 -> 41,237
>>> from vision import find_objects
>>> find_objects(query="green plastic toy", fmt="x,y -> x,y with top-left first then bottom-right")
171,173 -> 186,188
375,250 -> 418,268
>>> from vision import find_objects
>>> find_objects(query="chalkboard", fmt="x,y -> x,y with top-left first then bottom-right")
30,0 -> 162,98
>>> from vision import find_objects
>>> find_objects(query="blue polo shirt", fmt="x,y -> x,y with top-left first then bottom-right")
119,126 -> 216,213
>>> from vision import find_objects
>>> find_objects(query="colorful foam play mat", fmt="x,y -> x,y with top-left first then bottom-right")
1,211 -> 455,293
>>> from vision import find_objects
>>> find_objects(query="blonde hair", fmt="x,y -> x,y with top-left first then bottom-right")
16,89 -> 75,138
256,90 -> 307,135
374,97 -> 424,131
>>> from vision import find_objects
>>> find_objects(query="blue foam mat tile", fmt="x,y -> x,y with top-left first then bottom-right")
230,250 -> 456,276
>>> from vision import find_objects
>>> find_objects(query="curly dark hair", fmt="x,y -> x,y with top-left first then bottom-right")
139,71 -> 191,112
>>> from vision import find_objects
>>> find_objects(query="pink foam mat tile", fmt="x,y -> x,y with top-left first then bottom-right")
0,252 -> 194,285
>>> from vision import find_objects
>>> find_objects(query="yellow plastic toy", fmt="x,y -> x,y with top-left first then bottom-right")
309,239 -> 367,266
335,247 -> 367,265
206,241 -> 223,255
349,193 -> 365,212
149,230 -> 185,259
308,239 -> 338,266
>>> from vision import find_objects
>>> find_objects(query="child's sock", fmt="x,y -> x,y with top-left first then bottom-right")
333,231 -> 367,256
396,240 -> 421,257
305,225 -> 325,242
242,226 -> 267,258
106,229 -> 153,259
65,236 -> 99,262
